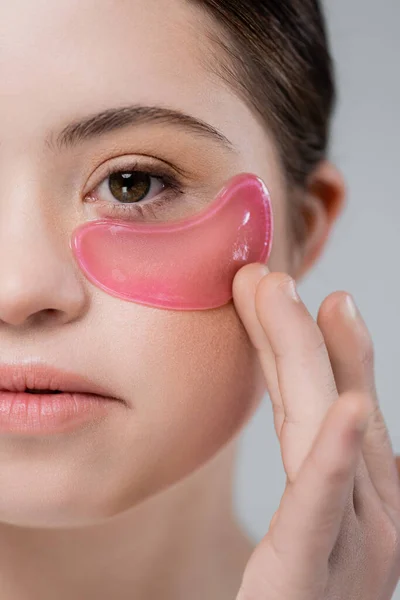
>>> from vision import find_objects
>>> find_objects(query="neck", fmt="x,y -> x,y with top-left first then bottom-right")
0,438 -> 254,600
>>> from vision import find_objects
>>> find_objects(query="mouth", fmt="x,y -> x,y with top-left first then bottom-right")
0,363 -> 126,434
24,389 -> 63,394
0,362 -> 120,398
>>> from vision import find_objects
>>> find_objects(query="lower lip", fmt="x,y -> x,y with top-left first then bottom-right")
0,391 -> 117,435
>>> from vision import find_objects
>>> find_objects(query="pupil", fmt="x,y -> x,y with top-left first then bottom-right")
109,172 -> 151,204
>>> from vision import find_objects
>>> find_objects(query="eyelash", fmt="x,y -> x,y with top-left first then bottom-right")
86,159 -> 185,220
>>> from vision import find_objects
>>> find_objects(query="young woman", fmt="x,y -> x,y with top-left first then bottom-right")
0,1 -> 399,598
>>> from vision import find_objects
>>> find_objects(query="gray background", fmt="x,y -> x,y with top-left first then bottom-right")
234,0 -> 400,594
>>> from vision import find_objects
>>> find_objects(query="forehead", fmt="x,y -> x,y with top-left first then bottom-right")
0,0 -> 282,198
0,0 -> 229,137
0,0 -> 207,74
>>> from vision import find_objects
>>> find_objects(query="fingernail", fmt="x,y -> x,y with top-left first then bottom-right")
343,295 -> 360,320
282,277 -> 300,302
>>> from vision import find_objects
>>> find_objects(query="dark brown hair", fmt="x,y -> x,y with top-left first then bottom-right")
189,0 -> 336,248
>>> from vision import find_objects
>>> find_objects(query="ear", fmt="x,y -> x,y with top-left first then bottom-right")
291,160 -> 347,281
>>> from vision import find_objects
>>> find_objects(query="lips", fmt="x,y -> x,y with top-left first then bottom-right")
0,363 -> 116,399
0,363 -> 126,435
25,389 -> 61,394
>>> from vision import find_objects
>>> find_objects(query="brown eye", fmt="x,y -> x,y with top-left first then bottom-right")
108,171 -> 152,204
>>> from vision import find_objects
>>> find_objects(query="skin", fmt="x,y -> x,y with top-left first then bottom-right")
0,0 -> 399,599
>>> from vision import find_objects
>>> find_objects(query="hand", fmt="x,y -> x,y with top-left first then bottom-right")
232,264 -> 400,600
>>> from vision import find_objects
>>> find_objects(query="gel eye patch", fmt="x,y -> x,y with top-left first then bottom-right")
70,172 -> 274,310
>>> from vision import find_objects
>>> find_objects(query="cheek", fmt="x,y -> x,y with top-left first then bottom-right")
144,305 -> 264,453
95,303 -> 265,512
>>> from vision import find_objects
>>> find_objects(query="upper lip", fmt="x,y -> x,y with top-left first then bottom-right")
0,362 -> 115,397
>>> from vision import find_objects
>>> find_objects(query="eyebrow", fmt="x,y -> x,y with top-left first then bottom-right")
46,104 -> 237,154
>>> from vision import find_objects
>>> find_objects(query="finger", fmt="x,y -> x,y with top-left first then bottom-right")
254,272 -> 339,481
232,263 -> 285,438
317,292 -> 400,514
239,392 -> 369,599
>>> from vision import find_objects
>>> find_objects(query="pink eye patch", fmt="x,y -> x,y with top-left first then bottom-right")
70,172 -> 274,310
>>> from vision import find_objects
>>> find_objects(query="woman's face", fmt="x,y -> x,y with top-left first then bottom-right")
0,0 -> 293,527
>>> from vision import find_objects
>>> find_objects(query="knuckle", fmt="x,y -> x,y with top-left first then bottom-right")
368,511 -> 400,556
382,517 -> 400,553
306,321 -> 329,356
314,332 -> 328,355
359,337 -> 375,370
297,325 -> 329,361
366,404 -> 388,437
309,445 -> 350,484
326,462 -> 351,485
325,375 -> 339,399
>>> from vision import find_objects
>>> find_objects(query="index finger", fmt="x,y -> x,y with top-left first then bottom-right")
257,272 -> 342,480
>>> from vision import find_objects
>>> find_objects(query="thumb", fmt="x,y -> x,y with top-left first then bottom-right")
396,456 -> 400,481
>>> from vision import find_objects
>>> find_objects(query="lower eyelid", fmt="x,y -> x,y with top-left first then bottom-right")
86,187 -> 184,221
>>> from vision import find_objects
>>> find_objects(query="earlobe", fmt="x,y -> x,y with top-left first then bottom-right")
292,160 -> 347,281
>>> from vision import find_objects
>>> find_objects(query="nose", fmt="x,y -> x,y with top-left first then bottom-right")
0,200 -> 88,328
